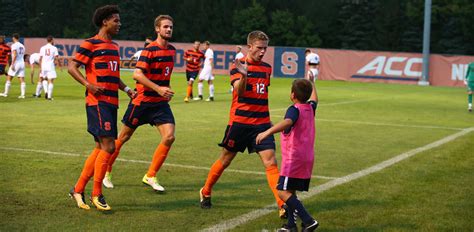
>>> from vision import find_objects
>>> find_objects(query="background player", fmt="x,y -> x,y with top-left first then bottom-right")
256,79 -> 319,232
305,49 -> 320,82
102,15 -> 176,192
131,37 -> 153,60
68,5 -> 134,211
199,31 -> 286,218
194,41 -> 215,101
0,33 -> 26,98
28,52 -> 46,97
39,35 -> 61,100
183,40 -> 204,102
0,35 -> 10,77
465,62 -> 474,112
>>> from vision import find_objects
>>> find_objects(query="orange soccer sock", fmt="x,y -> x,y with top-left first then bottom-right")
265,164 -> 285,208
107,140 -> 123,172
146,144 -> 171,177
186,85 -> 192,98
92,150 -> 112,196
74,148 -> 101,193
202,159 -> 225,196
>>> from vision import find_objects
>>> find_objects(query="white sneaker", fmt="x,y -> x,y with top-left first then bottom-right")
18,95 -> 25,99
0,93 -> 7,97
102,172 -> 114,189
142,174 -> 165,192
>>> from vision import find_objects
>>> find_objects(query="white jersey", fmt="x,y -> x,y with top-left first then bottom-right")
235,52 -> 244,60
132,50 -> 142,60
11,42 -> 25,65
306,52 -> 320,65
39,43 -> 59,71
204,48 -> 214,68
29,53 -> 41,65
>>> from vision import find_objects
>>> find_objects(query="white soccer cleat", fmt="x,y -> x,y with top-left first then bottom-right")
0,93 -> 7,97
18,95 -> 25,99
102,172 -> 114,189
142,174 -> 165,192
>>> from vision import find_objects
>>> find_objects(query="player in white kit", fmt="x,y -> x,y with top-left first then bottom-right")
305,49 -> 320,82
29,52 -> 46,97
39,36 -> 61,100
194,41 -> 215,101
0,33 -> 26,98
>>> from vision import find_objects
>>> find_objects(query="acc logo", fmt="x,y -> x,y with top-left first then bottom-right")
120,59 -> 137,69
104,122 -> 111,131
354,56 -> 422,80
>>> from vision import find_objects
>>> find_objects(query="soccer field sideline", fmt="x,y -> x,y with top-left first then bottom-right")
201,127 -> 474,231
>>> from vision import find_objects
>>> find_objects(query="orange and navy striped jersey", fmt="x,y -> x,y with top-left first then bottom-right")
228,57 -> 272,125
133,41 -> 175,105
0,43 -> 11,65
73,35 -> 121,107
183,49 -> 204,72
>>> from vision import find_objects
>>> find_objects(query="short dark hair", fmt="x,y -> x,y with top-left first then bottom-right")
291,79 -> 313,102
12,33 -> 20,40
47,35 -> 53,42
92,5 -> 120,28
154,15 -> 173,27
204,41 -> 210,45
305,49 -> 311,54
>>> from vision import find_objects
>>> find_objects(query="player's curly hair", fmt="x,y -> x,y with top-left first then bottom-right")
92,5 -> 120,28
247,30 -> 269,45
292,79 -> 313,102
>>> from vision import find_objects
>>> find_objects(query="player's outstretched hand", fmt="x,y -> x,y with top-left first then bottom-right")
255,131 -> 269,145
86,83 -> 105,96
234,59 -> 248,76
156,86 -> 175,99
127,89 -> 137,99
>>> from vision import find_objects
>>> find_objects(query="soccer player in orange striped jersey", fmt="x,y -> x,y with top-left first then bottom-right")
183,41 -> 204,102
103,15 -> 176,193
199,31 -> 286,218
0,35 -> 10,76
67,5 -> 135,211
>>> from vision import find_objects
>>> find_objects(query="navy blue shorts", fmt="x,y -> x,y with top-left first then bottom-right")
186,71 -> 199,82
0,64 -> 5,75
86,103 -> 118,140
218,122 -> 275,154
122,102 -> 175,129
276,176 -> 311,192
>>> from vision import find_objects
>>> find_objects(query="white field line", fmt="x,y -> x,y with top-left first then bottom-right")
270,98 -> 383,112
0,147 -> 337,180
201,127 -> 474,232
269,117 -> 465,131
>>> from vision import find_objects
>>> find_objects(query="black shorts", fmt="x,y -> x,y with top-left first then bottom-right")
86,103 -> 118,140
122,102 -> 175,129
0,64 -> 5,75
218,122 -> 275,154
186,71 -> 199,82
276,176 -> 311,192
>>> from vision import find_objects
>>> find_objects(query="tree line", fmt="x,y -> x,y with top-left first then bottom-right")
1,0 -> 473,55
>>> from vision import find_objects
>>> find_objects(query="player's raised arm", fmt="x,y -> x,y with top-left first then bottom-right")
233,59 -> 248,97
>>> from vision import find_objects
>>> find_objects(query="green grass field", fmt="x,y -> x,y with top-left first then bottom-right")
0,69 -> 473,231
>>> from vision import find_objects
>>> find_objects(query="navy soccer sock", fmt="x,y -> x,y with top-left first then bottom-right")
286,194 -> 314,224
